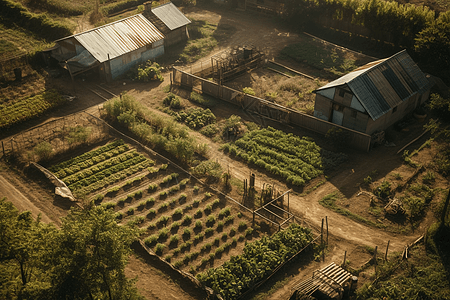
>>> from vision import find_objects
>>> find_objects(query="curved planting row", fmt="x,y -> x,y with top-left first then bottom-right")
50,139 -> 125,173
196,223 -> 314,299
222,127 -> 347,186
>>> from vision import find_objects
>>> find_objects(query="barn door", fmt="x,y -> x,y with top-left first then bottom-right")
331,110 -> 344,126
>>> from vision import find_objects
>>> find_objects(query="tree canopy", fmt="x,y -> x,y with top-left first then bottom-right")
0,198 -> 143,300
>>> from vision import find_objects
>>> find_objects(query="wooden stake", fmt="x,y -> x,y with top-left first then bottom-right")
326,216 -> 329,245
1,141 -> 4,158
321,219 -> 325,261
385,240 -> 390,261
374,246 -> 378,274
343,250 -> 347,267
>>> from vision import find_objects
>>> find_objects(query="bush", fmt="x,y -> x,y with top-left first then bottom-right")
163,93 -> 182,109
243,87 -> 255,95
190,91 -> 217,107
183,214 -> 192,225
206,215 -> 216,227
129,60 -> 164,82
33,141 -> 53,161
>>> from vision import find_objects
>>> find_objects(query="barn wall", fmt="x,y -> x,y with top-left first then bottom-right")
313,94 -> 332,121
165,26 -> 189,47
109,44 -> 164,79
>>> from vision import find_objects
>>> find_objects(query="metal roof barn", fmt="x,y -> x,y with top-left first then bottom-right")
57,14 -> 164,63
315,50 -> 430,121
151,2 -> 191,31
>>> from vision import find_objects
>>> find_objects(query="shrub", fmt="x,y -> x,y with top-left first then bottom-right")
216,221 -> 224,232
194,209 -> 203,218
158,202 -> 169,212
170,235 -> 179,247
145,197 -> 155,207
193,186 -> 200,193
127,207 -> 135,215
193,233 -> 204,244
373,181 -> 391,199
158,228 -> 169,241
174,260 -> 183,269
157,215 -> 169,226
34,141 -> 53,161
183,228 -> 191,239
194,220 -> 203,230
204,204 -> 212,215
159,191 -> 168,199
147,209 -> 156,218
165,255 -> 172,263
193,199 -> 200,207
144,235 -> 158,248
422,171 -> 436,184
148,183 -> 158,192
221,232 -> 228,241
172,208 -> 183,220
183,214 -> 192,225
238,221 -> 247,231
147,223 -> 156,230
178,193 -> 187,203
212,198 -> 220,208
154,243 -> 165,255
201,243 -> 212,253
243,87 -> 256,95
206,215 -> 216,227
170,221 -> 180,232
229,227 -> 236,237
224,215 -> 235,225
205,228 -> 214,237
245,227 -> 254,237
163,93 -> 182,109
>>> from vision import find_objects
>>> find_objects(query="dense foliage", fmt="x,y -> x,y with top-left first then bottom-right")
222,127 -> 347,186
0,198 -> 142,300
0,90 -> 65,129
197,223 -> 314,299
49,139 -> 154,197
0,0 -> 73,41
103,94 -> 198,164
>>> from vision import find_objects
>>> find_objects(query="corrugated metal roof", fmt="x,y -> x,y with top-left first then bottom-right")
315,50 -> 430,120
151,2 -> 191,31
57,14 -> 164,63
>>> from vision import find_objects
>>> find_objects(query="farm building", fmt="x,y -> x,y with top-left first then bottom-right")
143,1 -> 191,47
50,14 -> 165,81
313,50 -> 432,135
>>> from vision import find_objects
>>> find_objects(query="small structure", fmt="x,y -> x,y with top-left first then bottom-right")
51,14 -> 165,81
313,50 -> 432,135
211,45 -> 265,84
143,1 -> 191,47
291,262 -> 353,300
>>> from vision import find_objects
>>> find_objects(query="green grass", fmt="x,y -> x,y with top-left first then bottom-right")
178,20 -> 236,64
319,192 -> 387,229
0,24 -> 52,59
279,39 -> 357,77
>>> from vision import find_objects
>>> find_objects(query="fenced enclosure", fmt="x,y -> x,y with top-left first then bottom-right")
0,111 -> 110,161
172,67 -> 372,151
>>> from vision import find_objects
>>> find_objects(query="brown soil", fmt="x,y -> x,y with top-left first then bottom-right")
1,5 -> 449,300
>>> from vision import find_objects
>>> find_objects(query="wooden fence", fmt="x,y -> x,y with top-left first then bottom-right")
173,68 -> 372,151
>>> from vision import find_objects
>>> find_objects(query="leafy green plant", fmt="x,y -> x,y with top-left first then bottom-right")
373,181 -> 392,199
163,93 -> 182,109
206,215 -> 216,227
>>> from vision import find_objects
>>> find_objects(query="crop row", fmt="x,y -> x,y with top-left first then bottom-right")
63,151 -> 148,185
222,127 -> 346,186
50,140 -> 125,173
70,159 -> 152,196
0,90 -> 65,129
197,223 -> 314,299
54,144 -> 130,178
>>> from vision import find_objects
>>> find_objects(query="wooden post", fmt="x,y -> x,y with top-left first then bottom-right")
374,246 -> 378,274
252,210 -> 255,227
321,218 -> 325,261
288,191 -> 290,212
343,250 -> 347,267
385,240 -> 390,261
326,216 -> 329,245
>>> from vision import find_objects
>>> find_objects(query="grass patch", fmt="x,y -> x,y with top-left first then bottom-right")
320,192 -> 386,229
279,39 -> 358,77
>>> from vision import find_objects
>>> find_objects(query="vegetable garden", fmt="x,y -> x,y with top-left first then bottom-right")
0,89 -> 66,129
221,127 -> 347,187
47,138 -> 318,299
48,139 -> 258,273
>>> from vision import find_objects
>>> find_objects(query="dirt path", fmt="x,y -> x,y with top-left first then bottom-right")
0,173 -> 52,223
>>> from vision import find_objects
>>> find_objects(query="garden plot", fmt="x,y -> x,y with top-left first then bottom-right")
48,139 -> 259,274
221,127 -> 347,187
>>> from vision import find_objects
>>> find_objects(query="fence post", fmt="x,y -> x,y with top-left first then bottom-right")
326,216 -> 329,245
342,250 -> 347,267
321,218 -> 325,261
385,240 -> 390,261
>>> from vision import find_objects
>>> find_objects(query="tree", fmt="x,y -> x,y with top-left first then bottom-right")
0,197 -> 55,299
414,17 -> 450,78
0,199 -> 143,300
49,206 -> 141,300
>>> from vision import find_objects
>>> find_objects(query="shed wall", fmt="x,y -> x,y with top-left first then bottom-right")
110,44 -> 164,79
